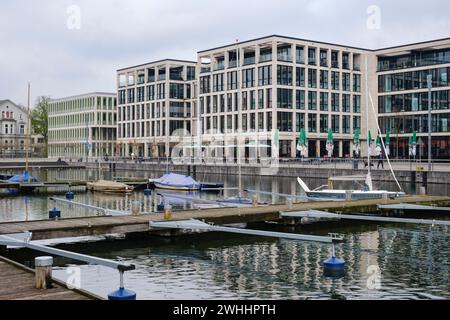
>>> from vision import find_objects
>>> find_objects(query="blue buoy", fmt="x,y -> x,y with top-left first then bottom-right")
144,189 -> 152,196
66,191 -> 74,200
49,208 -> 61,220
157,204 -> 165,212
323,256 -> 346,271
107,287 -> 137,300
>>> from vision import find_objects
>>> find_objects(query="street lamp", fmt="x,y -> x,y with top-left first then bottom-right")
427,74 -> 432,172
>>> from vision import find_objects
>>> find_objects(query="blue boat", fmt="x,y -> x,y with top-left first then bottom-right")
151,173 -> 201,191
1,171 -> 39,195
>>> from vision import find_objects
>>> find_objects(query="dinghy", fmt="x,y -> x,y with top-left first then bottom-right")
151,173 -> 201,191
86,180 -> 134,193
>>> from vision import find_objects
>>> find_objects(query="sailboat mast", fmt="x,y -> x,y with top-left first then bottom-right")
236,41 -> 242,198
365,56 -> 372,190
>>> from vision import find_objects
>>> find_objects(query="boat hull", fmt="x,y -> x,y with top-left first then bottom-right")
306,191 -> 405,200
154,183 -> 200,192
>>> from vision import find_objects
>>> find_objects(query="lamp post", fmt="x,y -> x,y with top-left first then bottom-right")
427,74 -> 432,172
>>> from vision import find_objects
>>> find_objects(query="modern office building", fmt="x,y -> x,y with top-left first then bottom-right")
197,35 -> 374,159
48,93 -> 117,159
0,99 -> 31,158
376,39 -> 450,159
116,35 -> 450,160
116,59 -> 197,158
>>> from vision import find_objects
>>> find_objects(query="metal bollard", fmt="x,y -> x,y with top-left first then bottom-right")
163,204 -> 172,220
35,256 -> 53,289
345,190 -> 353,201
131,200 -> 141,216
419,186 -> 427,196
382,193 -> 388,203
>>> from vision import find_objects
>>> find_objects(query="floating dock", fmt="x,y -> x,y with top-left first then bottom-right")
1,195 -> 449,241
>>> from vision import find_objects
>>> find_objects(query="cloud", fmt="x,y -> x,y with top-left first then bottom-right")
0,0 -> 449,105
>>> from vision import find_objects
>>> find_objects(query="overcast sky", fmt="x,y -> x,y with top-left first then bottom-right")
1,0 -> 449,106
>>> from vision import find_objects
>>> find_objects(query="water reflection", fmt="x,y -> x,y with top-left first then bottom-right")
2,222 -> 444,300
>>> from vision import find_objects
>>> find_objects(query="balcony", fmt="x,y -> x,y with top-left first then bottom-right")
243,56 -> 256,66
353,64 -> 361,71
308,58 -> 316,66
320,59 -> 328,67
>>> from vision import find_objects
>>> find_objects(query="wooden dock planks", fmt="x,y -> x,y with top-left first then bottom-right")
0,256 -> 97,300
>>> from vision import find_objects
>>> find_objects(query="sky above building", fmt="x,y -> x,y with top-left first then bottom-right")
1,0 -> 449,106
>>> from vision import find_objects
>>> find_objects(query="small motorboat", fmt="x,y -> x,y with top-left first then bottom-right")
297,177 -> 405,201
151,173 -> 201,191
86,180 -> 134,193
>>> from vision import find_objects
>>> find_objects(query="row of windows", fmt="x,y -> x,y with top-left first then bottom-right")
118,102 -> 192,122
0,124 -> 25,135
199,68 -> 361,93
49,97 -> 116,114
119,83 -> 194,104
48,128 -> 116,141
49,112 -> 116,128
118,120 -> 191,138
208,45 -> 360,71
378,48 -> 450,72
379,113 -> 450,134
378,90 -> 450,113
119,66 -> 196,87
199,112 -> 359,134
378,67 -> 449,93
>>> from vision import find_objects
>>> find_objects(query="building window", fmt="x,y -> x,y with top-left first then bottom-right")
308,48 -> 316,65
277,112 -> 293,132
296,46 -> 305,64
308,69 -> 317,88
353,74 -> 361,92
342,94 -> 351,112
277,45 -> 292,62
320,114 -> 328,133
227,71 -> 237,90
308,91 -> 317,110
187,66 -> 196,81
277,65 -> 293,86
342,73 -> 351,91
258,66 -> 272,86
213,73 -> 224,92
331,93 -> 340,112
331,115 -> 340,133
308,114 -> 317,133
353,95 -> 361,113
320,70 -> 329,89
296,113 -> 305,132
296,90 -> 305,110
200,76 -> 211,94
331,51 -> 339,68
277,88 -> 293,109
242,68 -> 255,88
343,115 -> 351,133
296,67 -> 305,87
320,92 -> 329,111
320,49 -> 328,67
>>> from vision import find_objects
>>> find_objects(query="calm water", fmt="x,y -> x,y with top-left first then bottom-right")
1,168 -> 450,300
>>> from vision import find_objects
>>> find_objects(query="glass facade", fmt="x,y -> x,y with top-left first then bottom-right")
378,48 -> 450,72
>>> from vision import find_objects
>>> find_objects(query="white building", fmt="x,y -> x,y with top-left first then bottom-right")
0,99 -> 30,157
48,93 -> 117,160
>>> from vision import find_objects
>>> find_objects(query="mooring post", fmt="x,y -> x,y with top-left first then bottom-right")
35,256 -> 53,289
252,195 -> 258,207
163,204 -> 172,220
286,197 -> 293,210
345,190 -> 352,201
131,200 -> 141,216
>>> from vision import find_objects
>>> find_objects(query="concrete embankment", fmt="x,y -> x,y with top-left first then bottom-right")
87,161 -> 450,185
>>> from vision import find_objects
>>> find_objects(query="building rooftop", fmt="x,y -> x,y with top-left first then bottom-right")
197,34 -> 450,54
50,92 -> 117,102
117,58 -> 197,72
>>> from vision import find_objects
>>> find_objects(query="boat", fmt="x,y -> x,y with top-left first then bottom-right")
151,173 -> 201,191
86,180 -> 134,193
297,177 -> 405,200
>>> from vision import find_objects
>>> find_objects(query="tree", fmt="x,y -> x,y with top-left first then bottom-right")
31,96 -> 50,156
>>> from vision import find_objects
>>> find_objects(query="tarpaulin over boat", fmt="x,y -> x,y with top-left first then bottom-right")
7,172 -> 39,183
153,173 -> 200,189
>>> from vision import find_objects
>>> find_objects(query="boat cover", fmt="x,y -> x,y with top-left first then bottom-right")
154,173 -> 200,188
8,172 -> 39,183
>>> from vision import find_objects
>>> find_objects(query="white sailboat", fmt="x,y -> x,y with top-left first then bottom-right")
297,56 -> 405,201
